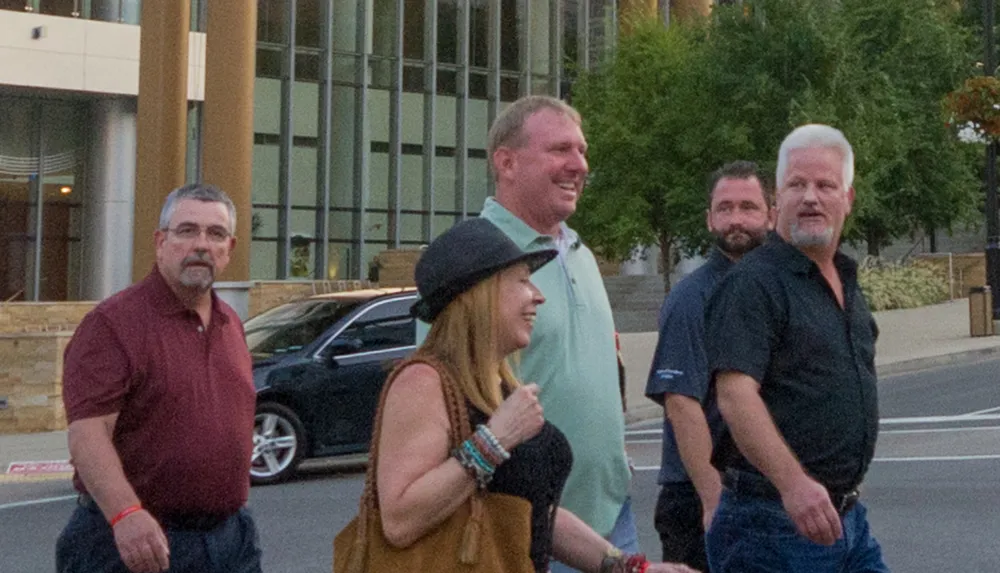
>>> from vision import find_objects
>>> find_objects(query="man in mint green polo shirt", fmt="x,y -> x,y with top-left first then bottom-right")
416,96 -> 635,569
480,95 -> 635,571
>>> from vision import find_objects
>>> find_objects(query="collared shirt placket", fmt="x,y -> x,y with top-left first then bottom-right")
841,279 -> 871,490
552,231 -> 579,306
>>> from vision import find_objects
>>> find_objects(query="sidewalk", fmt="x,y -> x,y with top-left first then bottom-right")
3,298 -> 1000,478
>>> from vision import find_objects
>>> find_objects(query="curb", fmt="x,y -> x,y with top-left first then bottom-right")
875,345 -> 1000,378
625,403 -> 662,426
0,473 -> 72,484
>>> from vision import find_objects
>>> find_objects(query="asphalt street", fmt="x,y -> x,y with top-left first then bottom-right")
1,358 -> 998,572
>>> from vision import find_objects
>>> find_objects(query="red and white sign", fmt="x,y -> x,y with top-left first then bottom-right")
6,461 -> 73,475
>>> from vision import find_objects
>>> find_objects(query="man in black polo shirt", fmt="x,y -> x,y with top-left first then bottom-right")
704,125 -> 888,572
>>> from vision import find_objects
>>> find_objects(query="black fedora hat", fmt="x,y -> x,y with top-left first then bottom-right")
411,218 -> 557,322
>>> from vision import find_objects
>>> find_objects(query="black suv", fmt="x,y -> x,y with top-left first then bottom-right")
245,288 -> 418,484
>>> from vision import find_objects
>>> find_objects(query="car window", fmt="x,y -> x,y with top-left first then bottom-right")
245,300 -> 357,359
332,297 -> 416,356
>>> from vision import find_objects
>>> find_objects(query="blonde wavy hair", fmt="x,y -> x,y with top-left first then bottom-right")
414,273 -> 519,415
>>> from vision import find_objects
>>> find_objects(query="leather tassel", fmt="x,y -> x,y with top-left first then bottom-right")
458,497 -> 484,565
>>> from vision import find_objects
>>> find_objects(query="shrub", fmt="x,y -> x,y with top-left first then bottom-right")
858,258 -> 950,311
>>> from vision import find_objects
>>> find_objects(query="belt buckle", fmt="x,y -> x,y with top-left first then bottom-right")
837,490 -> 860,514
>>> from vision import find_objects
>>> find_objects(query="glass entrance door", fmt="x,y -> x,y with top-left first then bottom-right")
0,97 -> 86,301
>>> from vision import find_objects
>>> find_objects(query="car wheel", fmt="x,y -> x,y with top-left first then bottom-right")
251,402 -> 306,485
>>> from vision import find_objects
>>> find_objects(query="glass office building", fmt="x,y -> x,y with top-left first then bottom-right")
0,0 -> 616,301
249,0 -> 617,281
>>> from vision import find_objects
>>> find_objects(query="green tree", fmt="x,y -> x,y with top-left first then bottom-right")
571,0 -> 836,286
701,0 -> 841,176
792,0 -> 980,255
571,19 -> 751,285
573,0 -> 980,273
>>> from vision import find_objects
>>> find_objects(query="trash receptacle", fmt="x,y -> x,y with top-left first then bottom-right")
969,286 -> 994,337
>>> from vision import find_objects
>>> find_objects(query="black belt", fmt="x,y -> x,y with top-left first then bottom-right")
77,493 -> 233,532
722,469 -> 860,516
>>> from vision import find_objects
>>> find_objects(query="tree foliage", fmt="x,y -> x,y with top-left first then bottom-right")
571,20 -> 750,276
792,0 -> 980,254
570,0 -> 982,280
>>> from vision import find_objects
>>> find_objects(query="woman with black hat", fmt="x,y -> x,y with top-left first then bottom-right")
365,218 -> 698,573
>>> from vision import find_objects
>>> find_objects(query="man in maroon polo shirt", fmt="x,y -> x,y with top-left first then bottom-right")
56,184 -> 261,573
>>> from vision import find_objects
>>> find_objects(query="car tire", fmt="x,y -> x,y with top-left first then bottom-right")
251,402 -> 307,485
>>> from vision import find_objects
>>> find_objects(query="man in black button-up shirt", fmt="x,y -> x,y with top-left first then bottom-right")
704,125 -> 889,572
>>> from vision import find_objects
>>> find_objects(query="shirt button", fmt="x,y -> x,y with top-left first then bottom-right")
197,325 -> 204,333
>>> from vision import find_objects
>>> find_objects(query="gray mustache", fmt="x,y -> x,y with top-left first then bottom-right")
182,254 -> 214,268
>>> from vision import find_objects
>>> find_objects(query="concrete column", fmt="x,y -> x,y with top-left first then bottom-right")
202,0 -> 257,282
671,0 -> 712,24
132,0 -> 190,282
529,0 -> 550,94
619,0 -> 657,34
331,0 -> 373,278
83,98 -> 136,301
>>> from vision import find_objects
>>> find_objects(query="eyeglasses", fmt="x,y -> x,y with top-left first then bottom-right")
164,224 -> 232,244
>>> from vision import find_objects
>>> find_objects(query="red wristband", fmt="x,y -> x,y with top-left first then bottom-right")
109,504 -> 143,527
625,554 -> 650,573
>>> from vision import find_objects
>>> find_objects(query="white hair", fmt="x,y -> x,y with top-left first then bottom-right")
776,124 -> 854,191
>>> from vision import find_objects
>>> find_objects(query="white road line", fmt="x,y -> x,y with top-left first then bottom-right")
629,413 -> 1000,433
872,454 -> 1000,462
879,414 -> 1000,424
961,406 -> 1000,417
881,426 -> 1000,435
631,454 -> 1000,472
628,426 -> 1000,440
0,494 -> 76,511
624,429 -> 663,436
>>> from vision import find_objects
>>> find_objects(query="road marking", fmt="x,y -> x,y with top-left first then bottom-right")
6,461 -> 73,475
881,426 -> 1000,435
625,429 -> 663,437
961,406 -> 1000,417
880,414 -> 1000,424
0,494 -> 76,511
628,426 -> 1000,442
631,454 -> 1000,472
872,454 -> 1000,462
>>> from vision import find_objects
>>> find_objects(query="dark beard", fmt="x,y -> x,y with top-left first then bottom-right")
715,229 -> 766,258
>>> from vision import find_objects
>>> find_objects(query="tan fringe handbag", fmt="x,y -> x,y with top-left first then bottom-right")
333,357 -> 536,573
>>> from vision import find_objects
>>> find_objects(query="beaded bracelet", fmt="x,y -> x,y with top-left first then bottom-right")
471,432 -> 505,466
452,442 -> 494,489
474,424 -> 511,462
461,440 -> 495,475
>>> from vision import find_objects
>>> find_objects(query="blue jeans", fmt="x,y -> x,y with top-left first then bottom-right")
56,504 -> 263,573
706,489 -> 890,573
550,497 -> 641,573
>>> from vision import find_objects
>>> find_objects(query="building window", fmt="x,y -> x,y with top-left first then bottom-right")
250,0 -> 567,281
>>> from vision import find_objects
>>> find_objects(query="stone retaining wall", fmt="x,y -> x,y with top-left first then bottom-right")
0,332 -> 71,433
248,280 -> 377,317
0,302 -> 97,334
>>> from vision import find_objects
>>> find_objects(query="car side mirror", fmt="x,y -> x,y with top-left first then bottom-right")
328,338 -> 364,359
